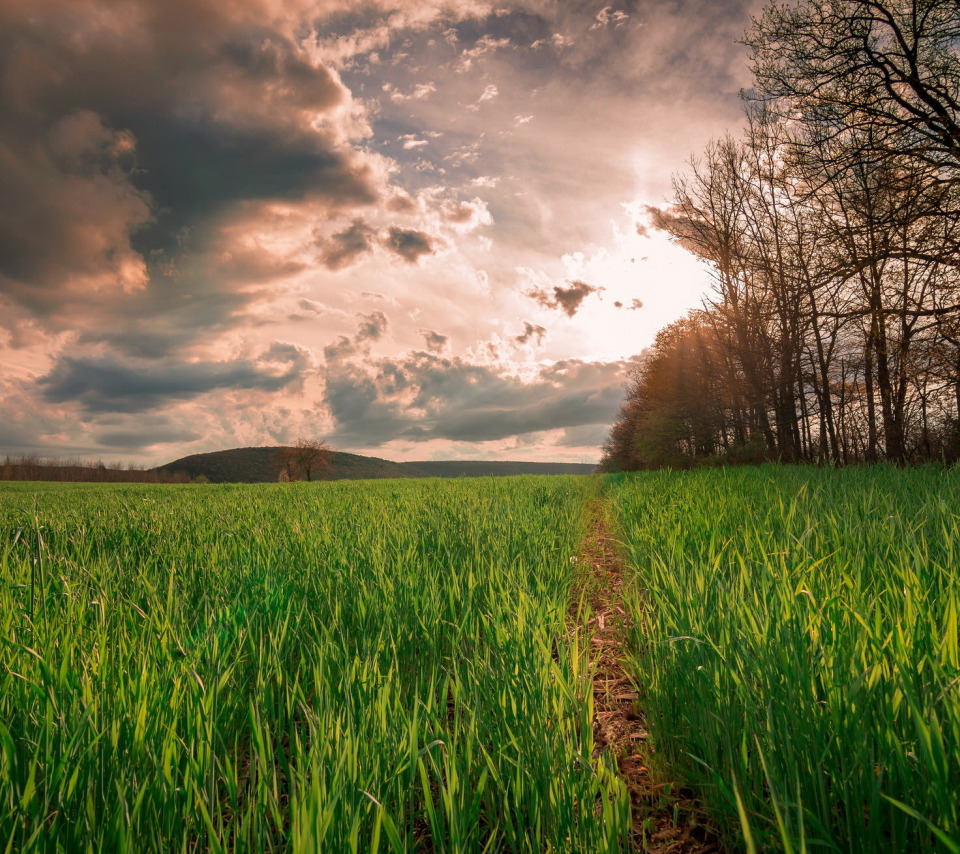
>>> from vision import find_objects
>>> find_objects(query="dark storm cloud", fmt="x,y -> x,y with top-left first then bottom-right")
419,328 -> 450,354
130,123 -> 376,260
0,109 -> 152,310
514,321 -> 546,346
525,280 -> 603,317
0,0 -> 380,329
39,342 -> 311,414
322,347 -> 627,446
319,219 -> 377,270
384,227 -> 435,263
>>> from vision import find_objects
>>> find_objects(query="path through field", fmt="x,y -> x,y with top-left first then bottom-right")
574,498 -> 720,854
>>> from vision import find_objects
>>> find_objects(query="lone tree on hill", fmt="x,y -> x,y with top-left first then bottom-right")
275,438 -> 333,482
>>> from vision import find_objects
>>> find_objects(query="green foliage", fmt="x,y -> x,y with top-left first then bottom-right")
0,477 -> 628,853
611,464 -> 960,852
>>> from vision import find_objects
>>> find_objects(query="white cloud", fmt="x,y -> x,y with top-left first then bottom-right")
591,6 -> 630,31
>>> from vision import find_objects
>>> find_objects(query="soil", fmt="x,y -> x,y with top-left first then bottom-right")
571,501 -> 722,854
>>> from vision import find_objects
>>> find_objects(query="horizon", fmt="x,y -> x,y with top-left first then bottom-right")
0,0 -> 760,467
2,444 -> 600,469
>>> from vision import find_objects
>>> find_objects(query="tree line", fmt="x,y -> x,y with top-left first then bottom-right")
0,455 -> 198,483
603,0 -> 960,470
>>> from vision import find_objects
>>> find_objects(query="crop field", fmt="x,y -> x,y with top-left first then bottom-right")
612,466 -> 960,853
0,477 -> 627,853
1,467 -> 959,853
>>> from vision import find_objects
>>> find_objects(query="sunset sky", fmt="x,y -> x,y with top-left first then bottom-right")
0,0 -> 759,465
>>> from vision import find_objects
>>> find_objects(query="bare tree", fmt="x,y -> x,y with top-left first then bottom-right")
605,0 -> 960,469
275,438 -> 333,482
746,0 -> 960,176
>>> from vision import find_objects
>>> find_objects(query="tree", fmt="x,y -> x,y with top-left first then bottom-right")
601,314 -> 739,470
606,0 -> 960,469
275,438 -> 333,482
746,0 -> 960,176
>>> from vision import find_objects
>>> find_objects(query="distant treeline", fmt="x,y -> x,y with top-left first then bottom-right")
0,455 -> 196,484
604,0 -> 960,471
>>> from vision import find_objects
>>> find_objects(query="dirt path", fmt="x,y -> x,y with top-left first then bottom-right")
571,500 -> 721,854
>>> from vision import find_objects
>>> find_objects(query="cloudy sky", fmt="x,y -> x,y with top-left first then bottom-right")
0,0 -> 758,466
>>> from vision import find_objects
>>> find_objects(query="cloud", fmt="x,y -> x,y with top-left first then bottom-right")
525,279 -> 604,317
322,349 -> 628,446
614,298 -> 644,310
93,420 -> 203,451
322,310 -> 390,362
319,219 -> 377,270
384,81 -> 438,102
39,343 -> 312,414
439,197 -> 492,230
0,0 -> 759,465
418,328 -> 450,353
385,227 -> 436,263
532,33 -> 574,50
0,110 -> 152,311
514,321 -> 547,346
356,310 -> 389,341
0,0 -> 384,343
591,6 -> 630,31
360,291 -> 402,308
292,299 -> 349,321
387,192 -> 418,213
400,133 -> 430,150
457,35 -> 512,72
643,202 -> 717,256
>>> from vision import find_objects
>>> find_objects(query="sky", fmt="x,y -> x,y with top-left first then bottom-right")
0,0 -> 759,466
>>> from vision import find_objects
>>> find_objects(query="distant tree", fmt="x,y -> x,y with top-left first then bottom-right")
275,438 -> 333,482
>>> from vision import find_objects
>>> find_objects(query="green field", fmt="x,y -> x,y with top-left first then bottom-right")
1,468 -> 959,852
612,466 -> 960,853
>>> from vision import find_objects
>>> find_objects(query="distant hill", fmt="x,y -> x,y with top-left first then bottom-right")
156,447 -> 596,483
155,447 -> 424,484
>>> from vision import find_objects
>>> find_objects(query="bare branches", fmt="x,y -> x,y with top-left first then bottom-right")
746,0 -> 960,173
275,438 -> 333,482
607,2 -> 960,468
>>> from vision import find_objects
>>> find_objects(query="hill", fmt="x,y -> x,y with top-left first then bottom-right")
156,447 -> 596,483
156,447 -> 424,484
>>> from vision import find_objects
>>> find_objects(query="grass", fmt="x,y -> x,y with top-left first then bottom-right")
609,464 -> 960,853
0,477 -> 629,853
4,465 -> 958,853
